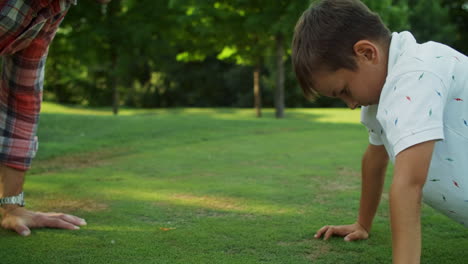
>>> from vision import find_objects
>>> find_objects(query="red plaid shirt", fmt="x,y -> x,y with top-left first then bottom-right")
0,0 -> 74,170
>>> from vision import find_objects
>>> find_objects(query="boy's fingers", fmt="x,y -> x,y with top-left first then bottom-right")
323,226 -> 336,240
314,225 -> 329,238
315,225 -> 357,240
345,231 -> 368,242
344,232 -> 359,242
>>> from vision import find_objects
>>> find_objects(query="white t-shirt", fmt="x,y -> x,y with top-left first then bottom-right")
361,31 -> 468,227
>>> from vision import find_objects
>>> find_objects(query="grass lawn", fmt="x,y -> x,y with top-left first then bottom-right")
0,102 -> 467,263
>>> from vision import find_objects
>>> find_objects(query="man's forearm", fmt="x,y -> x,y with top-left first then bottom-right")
0,164 -> 25,197
358,144 -> 389,232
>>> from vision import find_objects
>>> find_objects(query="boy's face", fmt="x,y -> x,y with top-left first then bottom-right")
312,40 -> 388,109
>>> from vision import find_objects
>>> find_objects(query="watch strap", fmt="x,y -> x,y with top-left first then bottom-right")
0,192 -> 25,207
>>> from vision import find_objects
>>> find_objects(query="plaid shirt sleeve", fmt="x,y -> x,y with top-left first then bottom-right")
0,0 -> 74,170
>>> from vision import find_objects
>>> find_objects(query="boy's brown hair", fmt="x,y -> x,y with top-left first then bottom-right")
292,0 -> 391,99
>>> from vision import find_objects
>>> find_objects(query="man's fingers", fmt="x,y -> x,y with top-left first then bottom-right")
14,224 -> 31,236
1,218 -> 31,236
41,217 -> 80,230
1,208 -> 85,236
40,213 -> 86,227
57,214 -> 87,226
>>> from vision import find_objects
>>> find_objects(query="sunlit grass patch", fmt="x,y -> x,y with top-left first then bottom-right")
41,102 -> 362,124
289,108 -> 361,124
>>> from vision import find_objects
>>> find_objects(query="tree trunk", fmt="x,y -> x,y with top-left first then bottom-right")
111,52 -> 119,115
253,64 -> 262,118
107,0 -> 120,115
275,33 -> 285,118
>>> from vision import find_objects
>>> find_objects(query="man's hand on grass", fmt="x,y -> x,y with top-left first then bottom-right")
1,206 -> 86,236
314,222 -> 369,242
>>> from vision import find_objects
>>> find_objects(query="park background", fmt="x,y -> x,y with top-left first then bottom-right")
46,0 -> 467,115
1,0 -> 468,263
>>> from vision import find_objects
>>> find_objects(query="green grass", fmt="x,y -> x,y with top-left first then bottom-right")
0,102 -> 467,263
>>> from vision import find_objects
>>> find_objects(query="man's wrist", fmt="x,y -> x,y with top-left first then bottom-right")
0,204 -> 21,217
1,203 -> 21,210
0,191 -> 25,207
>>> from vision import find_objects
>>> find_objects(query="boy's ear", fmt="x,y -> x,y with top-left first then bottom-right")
353,40 -> 379,63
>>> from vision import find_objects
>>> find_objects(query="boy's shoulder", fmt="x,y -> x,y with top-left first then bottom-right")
386,31 -> 466,82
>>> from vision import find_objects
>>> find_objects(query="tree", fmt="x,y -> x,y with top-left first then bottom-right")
174,0 -> 310,117
406,0 -> 457,47
441,0 -> 468,54
45,0 -> 463,110
48,0 -> 183,111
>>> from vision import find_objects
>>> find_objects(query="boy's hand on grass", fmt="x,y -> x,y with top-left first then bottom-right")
0,206 -> 86,236
314,222 -> 369,242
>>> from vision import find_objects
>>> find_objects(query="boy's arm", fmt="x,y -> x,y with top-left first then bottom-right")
357,143 -> 389,233
391,140 -> 435,264
315,144 -> 388,241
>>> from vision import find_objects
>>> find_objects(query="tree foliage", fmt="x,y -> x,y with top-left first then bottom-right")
45,0 -> 467,110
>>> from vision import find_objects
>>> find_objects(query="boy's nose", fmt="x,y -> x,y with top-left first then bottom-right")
345,100 -> 358,110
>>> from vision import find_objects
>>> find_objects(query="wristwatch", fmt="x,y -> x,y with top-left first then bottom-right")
0,192 -> 25,207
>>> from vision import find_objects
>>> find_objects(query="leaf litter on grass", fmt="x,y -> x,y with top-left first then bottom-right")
32,196 -> 108,213
30,147 -> 132,175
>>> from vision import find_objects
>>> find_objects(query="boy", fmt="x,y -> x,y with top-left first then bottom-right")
292,0 -> 467,263
0,0 -> 111,236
